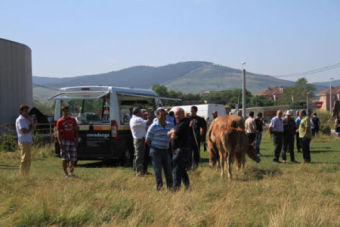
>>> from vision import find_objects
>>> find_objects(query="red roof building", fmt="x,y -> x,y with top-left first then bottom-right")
317,86 -> 340,111
256,87 -> 284,102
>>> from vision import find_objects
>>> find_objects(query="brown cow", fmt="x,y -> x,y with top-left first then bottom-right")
207,115 -> 260,178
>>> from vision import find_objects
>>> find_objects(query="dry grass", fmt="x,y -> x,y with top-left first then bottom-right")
0,134 -> 340,226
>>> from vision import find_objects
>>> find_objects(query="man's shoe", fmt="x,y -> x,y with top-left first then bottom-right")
282,160 -> 287,163
291,160 -> 299,164
273,160 -> 281,164
144,171 -> 152,176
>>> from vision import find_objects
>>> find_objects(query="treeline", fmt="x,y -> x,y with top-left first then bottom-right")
152,84 -> 273,108
152,78 -> 316,108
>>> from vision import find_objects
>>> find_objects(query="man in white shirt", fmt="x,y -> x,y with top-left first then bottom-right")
245,112 -> 257,144
15,105 -> 35,176
129,107 -> 150,176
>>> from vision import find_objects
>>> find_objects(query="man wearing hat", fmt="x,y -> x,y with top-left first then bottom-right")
212,110 -> 218,119
282,110 -> 297,163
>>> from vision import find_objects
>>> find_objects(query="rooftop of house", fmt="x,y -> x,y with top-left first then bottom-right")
256,87 -> 284,96
317,86 -> 340,96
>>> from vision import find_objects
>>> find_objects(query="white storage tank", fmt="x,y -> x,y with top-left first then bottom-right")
0,38 -> 32,129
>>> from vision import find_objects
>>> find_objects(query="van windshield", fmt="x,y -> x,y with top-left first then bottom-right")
61,95 -> 110,124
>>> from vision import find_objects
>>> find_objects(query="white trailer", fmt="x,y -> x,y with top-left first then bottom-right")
170,104 -> 226,122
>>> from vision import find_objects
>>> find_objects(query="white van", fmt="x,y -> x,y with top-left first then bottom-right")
51,86 -> 161,162
170,104 -> 226,123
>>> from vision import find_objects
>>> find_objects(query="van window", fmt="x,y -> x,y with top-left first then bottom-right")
118,95 -> 155,125
61,95 -> 110,124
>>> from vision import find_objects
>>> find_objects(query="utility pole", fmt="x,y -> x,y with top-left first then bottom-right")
241,62 -> 246,118
306,92 -> 309,114
330,77 -> 334,112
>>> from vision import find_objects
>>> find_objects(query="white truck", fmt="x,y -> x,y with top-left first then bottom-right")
170,104 -> 226,122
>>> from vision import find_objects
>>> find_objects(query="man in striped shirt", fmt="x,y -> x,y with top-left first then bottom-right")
146,108 -> 173,190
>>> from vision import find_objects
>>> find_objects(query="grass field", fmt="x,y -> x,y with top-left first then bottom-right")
0,133 -> 340,226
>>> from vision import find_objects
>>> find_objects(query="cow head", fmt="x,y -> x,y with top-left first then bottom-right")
247,144 -> 260,163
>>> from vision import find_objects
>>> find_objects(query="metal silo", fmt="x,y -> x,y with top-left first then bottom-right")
0,38 -> 32,129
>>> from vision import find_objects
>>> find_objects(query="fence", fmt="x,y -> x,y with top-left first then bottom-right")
0,123 -> 55,143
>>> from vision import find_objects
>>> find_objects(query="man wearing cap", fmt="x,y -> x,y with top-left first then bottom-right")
212,110 -> 218,119
269,110 -> 284,163
282,110 -> 297,163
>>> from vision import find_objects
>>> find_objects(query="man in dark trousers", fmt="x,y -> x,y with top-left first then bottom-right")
312,113 -> 320,136
254,112 -> 265,156
295,110 -> 302,152
299,110 -> 312,163
188,106 -> 207,169
282,110 -> 297,163
269,110 -> 284,163
168,108 -> 191,191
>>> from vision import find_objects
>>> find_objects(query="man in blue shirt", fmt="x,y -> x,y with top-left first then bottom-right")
145,108 -> 173,190
295,110 -> 301,153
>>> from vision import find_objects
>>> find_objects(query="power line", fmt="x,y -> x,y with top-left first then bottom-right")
275,61 -> 340,78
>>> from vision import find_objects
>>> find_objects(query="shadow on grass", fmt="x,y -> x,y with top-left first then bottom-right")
311,150 -> 335,153
0,164 -> 18,170
76,160 -> 123,168
239,166 -> 283,181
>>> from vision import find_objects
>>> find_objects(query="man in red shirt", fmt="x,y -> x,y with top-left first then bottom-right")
56,106 -> 78,177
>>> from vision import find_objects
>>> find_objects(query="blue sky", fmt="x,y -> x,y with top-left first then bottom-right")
1,0 -> 340,82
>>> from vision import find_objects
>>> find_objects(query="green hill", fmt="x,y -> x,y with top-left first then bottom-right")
33,61 -> 315,97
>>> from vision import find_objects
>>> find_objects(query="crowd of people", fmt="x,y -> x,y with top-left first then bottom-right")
129,106 -> 207,191
245,109 -> 321,164
14,103 -> 338,191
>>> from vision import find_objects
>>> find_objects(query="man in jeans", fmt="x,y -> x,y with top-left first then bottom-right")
254,112 -> 265,156
168,108 -> 191,191
145,108 -> 173,190
15,105 -> 35,176
269,110 -> 284,163
130,107 -> 150,176
299,110 -> 312,163
56,106 -> 78,177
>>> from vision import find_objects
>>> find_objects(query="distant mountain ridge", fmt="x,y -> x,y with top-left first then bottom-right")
33,61 -> 330,100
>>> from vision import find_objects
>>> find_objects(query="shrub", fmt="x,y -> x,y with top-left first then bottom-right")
0,134 -> 18,152
313,109 -> 334,135
320,125 -> 331,135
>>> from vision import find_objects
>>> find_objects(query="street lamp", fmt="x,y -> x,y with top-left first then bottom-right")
330,77 -> 334,112
241,62 -> 246,118
306,91 -> 311,114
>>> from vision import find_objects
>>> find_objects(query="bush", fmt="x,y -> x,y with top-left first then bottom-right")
0,134 -> 18,152
314,109 -> 332,128
320,125 -> 331,135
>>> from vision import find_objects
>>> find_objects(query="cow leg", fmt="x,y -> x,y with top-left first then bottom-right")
227,152 -> 233,179
220,151 -> 225,177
